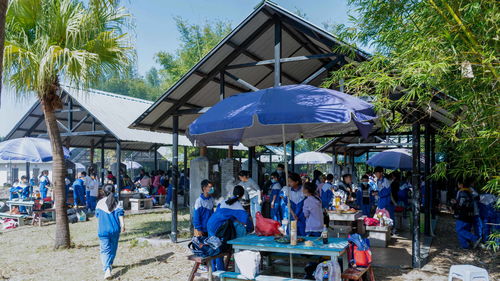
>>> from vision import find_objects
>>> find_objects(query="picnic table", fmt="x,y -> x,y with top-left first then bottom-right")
6,200 -> 35,215
227,234 -> 349,278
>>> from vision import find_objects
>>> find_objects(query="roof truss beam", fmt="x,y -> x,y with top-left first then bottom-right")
225,40 -> 301,84
37,130 -> 108,138
174,107 -> 211,116
55,108 -> 83,113
194,70 -> 249,93
301,56 -> 342,84
71,113 -> 91,132
150,18 -> 275,130
224,71 -> 259,91
225,52 -> 339,69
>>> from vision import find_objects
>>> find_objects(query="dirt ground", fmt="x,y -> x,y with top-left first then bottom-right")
0,208 -> 498,280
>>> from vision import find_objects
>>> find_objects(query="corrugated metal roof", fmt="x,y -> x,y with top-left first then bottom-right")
5,87 -> 246,151
129,1 -> 370,133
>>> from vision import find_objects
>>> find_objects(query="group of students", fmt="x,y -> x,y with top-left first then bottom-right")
70,171 -> 100,211
9,170 -> 51,201
132,169 -> 173,207
452,178 -> 498,249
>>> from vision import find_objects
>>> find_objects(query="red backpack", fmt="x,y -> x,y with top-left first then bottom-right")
347,234 -> 372,267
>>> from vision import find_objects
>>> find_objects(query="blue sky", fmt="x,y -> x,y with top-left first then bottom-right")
0,0 -> 356,137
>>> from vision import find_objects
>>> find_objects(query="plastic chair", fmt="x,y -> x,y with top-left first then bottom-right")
448,265 -> 489,281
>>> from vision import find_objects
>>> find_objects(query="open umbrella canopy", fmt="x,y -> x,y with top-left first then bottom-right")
123,161 -> 142,169
187,85 -> 377,147
292,151 -> 332,164
0,137 -> 70,162
367,148 -> 423,171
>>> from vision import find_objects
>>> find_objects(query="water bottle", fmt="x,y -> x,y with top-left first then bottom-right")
322,224 -> 328,244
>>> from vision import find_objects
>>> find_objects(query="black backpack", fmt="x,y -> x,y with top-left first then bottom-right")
454,190 -> 475,222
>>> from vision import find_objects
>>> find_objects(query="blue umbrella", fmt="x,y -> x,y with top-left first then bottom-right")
187,84 -> 376,147
367,148 -> 423,171
0,137 -> 70,162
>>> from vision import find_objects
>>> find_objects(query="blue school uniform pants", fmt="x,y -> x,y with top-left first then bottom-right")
250,196 -> 261,225
99,233 -> 120,272
73,186 -> 86,206
40,185 -> 48,199
86,193 -> 97,212
270,190 -> 281,221
456,219 -> 478,249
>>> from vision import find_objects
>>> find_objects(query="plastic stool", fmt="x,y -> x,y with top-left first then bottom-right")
448,265 -> 489,281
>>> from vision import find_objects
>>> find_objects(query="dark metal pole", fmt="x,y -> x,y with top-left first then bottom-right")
430,131 -> 437,219
274,16 -> 281,87
25,162 -> 30,181
183,145 -> 188,207
68,97 -> 73,131
153,144 -> 158,171
171,115 -> 179,243
248,147 -> 254,175
291,141 -> 295,172
115,141 -> 121,199
424,123 -> 431,236
269,151 -> 272,173
101,141 -> 105,185
411,121 -> 421,268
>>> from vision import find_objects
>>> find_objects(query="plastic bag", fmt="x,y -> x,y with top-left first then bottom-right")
76,210 -> 87,222
255,211 -> 281,236
363,217 -> 379,226
234,250 -> 260,279
313,260 -> 341,281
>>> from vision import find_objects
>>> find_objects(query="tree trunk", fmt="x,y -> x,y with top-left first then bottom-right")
0,0 -> 9,108
41,89 -> 71,249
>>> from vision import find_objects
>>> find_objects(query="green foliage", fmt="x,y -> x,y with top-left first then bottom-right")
324,0 -> 499,249
4,0 -> 132,96
155,17 -> 232,89
324,0 -> 499,190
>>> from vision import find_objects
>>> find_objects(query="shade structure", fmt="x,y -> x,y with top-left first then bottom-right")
74,163 -> 85,170
292,151 -> 332,164
0,137 -> 70,162
367,148 -> 423,171
123,161 -> 142,169
187,85 -> 377,147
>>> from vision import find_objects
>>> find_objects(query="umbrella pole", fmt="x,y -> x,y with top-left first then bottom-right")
281,125 -> 293,278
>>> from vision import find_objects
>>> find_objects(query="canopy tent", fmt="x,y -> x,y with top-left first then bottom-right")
291,151 -> 332,164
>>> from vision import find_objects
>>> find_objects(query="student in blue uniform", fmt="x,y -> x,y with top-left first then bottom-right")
207,185 -> 252,271
269,172 -> 282,221
193,179 -> 215,237
374,166 -> 394,219
286,172 -> 306,236
39,170 -> 50,199
73,174 -> 86,207
302,182 -> 323,237
9,180 -> 23,200
479,192 -> 498,243
451,179 -> 481,249
356,175 -> 374,216
96,184 -> 125,280
320,174 -> 334,210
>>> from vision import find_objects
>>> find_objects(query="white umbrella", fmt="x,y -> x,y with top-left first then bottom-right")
291,151 -> 332,164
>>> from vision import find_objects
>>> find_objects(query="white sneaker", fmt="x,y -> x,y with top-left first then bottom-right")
198,265 -> 208,273
104,268 -> 112,280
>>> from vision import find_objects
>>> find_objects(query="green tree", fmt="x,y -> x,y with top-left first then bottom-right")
324,0 -> 499,248
155,17 -> 232,89
4,0 -> 132,248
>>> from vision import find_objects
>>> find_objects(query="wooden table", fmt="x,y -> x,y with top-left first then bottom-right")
6,200 -> 35,215
227,234 -> 349,278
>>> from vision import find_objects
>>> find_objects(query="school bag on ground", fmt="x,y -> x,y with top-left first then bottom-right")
347,234 -> 372,267
313,260 -> 341,281
188,236 -> 221,258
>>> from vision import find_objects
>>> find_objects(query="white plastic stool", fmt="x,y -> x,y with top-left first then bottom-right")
448,265 -> 489,281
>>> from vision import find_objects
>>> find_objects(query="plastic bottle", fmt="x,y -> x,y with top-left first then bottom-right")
322,224 -> 328,244
290,220 -> 297,245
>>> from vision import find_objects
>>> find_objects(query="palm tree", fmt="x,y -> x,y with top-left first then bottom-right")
3,0 -> 131,248
0,0 -> 9,106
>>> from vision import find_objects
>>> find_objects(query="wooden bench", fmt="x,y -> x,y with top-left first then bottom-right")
31,208 -> 55,226
341,266 -> 375,281
129,198 -> 153,211
187,252 -> 232,281
0,213 -> 26,226
213,271 -> 309,281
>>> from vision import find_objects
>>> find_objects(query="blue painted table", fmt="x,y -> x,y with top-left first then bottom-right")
228,234 -> 349,278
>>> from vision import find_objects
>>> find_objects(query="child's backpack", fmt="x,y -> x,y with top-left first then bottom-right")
313,260 -> 341,281
188,236 -> 221,258
347,234 -> 372,267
